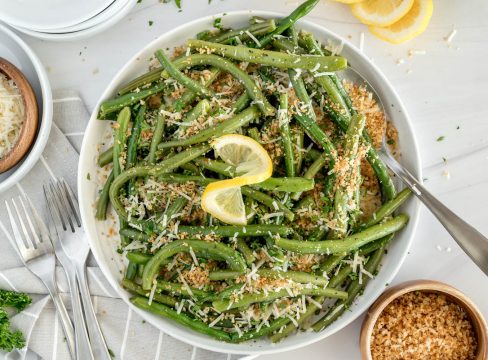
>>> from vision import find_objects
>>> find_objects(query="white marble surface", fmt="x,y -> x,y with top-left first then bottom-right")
15,0 -> 488,358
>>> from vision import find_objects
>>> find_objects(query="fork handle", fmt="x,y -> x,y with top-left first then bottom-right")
380,152 -> 488,276
66,268 -> 94,360
43,277 -> 76,359
75,263 -> 113,360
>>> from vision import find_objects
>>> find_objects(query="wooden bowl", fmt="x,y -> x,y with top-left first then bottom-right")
0,57 -> 38,173
360,280 -> 488,360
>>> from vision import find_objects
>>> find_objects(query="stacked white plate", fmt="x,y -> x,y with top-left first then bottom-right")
0,0 -> 137,41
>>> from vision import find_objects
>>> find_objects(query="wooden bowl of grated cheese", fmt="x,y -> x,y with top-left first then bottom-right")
0,57 -> 38,173
360,280 -> 487,360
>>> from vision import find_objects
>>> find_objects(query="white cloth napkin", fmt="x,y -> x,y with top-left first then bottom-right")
0,90 -> 247,360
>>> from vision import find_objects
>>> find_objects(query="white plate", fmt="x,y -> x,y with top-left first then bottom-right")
9,0 -> 135,42
0,23 -> 52,193
0,0 -> 114,32
78,11 -> 421,355
36,0 -> 129,34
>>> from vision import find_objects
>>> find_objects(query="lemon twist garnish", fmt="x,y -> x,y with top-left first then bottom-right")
201,135 -> 273,225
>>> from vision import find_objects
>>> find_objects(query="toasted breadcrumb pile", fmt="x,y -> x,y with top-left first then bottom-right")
371,291 -> 477,360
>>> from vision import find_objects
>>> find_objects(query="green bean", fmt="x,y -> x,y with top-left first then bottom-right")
254,177 -> 314,192
233,92 -> 251,113
187,39 -> 347,73
272,38 -> 304,54
236,239 -> 255,266
208,271 -> 242,281
213,286 -> 347,312
172,67 -> 221,111
155,49 -> 214,98
121,279 -> 177,307
358,188 -> 412,230
178,99 -> 210,131
142,239 -> 247,289
120,228 -> 151,242
312,245 -> 385,331
328,114 -> 366,239
109,145 -> 210,221
241,187 -> 294,221
292,151 -> 328,201
278,93 -> 295,177
177,224 -> 293,238
319,253 -> 346,274
359,234 -> 394,256
161,54 -> 274,115
158,106 -> 260,149
100,83 -> 165,118
126,105 -> 146,194
117,67 -> 163,95
126,251 -> 152,265
208,19 -> 277,44
300,32 -> 350,116
156,280 -> 214,301
98,147 -> 113,167
256,0 -> 319,48
232,317 -> 290,343
209,269 -> 330,286
275,214 -> 408,254
112,107 -> 131,177
293,126 -> 305,175
95,171 -> 114,220
131,297 -> 232,342
148,105 -> 166,164
125,262 -> 138,280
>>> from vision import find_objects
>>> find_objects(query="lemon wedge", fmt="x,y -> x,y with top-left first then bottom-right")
201,135 -> 273,225
369,0 -> 433,44
351,0 -> 414,27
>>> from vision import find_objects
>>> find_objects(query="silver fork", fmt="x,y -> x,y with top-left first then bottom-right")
44,182 -> 94,360
44,178 -> 112,360
343,66 -> 488,276
5,196 -> 75,359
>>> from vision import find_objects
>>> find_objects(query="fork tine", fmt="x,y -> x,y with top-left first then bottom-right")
61,178 -> 81,227
43,184 -> 62,242
25,195 -> 53,249
54,179 -> 77,231
52,180 -> 75,232
11,198 -> 36,249
49,181 -> 69,231
5,200 -> 29,255
18,196 -> 42,248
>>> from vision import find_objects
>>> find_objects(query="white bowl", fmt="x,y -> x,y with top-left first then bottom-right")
0,23 -> 52,194
78,11 -> 421,355
9,0 -> 135,42
0,0 -> 114,31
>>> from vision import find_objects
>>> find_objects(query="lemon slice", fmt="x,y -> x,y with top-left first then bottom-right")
201,182 -> 246,225
369,0 -> 433,44
201,135 -> 273,225
351,0 -> 414,27
211,134 -> 273,185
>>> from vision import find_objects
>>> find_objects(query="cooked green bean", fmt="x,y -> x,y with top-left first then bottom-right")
208,19 -> 277,44
95,171 -> 114,220
187,39 -> 347,73
278,93 -> 295,177
122,279 -> 177,307
131,297 -> 232,342
275,214 -> 408,254
213,286 -> 347,312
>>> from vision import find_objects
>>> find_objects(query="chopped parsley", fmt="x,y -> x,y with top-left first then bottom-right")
0,290 -> 32,352
148,20 -> 154,27
213,17 -> 223,30
436,136 -> 445,142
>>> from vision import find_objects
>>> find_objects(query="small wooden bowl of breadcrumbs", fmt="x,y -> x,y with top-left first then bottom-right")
360,280 -> 487,360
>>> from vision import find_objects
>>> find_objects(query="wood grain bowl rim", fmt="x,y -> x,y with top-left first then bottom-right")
0,57 -> 38,173
360,280 -> 488,360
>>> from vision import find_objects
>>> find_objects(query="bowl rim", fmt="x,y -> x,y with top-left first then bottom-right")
360,279 -> 488,360
0,23 -> 52,193
78,10 -> 422,355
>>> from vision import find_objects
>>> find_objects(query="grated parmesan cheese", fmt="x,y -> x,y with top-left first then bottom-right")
0,73 -> 25,158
